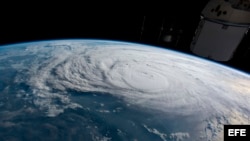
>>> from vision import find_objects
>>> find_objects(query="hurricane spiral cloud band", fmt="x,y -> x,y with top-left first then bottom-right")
10,40 -> 248,122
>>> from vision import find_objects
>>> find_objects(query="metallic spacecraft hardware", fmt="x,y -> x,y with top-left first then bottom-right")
190,0 -> 250,61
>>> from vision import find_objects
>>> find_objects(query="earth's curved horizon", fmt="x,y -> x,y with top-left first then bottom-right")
0,39 -> 249,141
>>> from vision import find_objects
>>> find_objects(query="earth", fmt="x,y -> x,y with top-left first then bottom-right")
0,39 -> 249,141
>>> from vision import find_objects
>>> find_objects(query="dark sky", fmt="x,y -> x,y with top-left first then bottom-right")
1,2 -> 250,74
0,0 -> 209,45
0,16 -> 197,44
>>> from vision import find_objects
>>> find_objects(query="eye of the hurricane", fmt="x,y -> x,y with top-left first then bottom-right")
107,61 -> 170,92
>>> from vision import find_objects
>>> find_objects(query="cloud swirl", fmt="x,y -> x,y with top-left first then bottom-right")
14,40 -> 250,123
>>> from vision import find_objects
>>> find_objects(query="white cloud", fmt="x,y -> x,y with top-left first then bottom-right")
143,124 -> 190,141
169,132 -> 190,141
143,124 -> 167,141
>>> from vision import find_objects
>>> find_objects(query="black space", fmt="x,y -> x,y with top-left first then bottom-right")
1,3 -> 250,74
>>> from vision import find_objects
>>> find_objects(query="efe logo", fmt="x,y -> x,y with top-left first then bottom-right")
224,125 -> 250,141
228,129 -> 246,136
